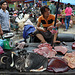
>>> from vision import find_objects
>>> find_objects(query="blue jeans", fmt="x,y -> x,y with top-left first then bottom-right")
65,16 -> 71,29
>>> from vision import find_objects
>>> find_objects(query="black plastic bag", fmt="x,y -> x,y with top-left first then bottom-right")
0,53 -> 12,69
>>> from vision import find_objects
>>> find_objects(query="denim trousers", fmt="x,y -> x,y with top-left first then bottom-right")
65,16 -> 71,29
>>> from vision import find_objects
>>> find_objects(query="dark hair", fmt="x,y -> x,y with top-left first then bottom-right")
67,3 -> 70,7
51,1 -> 55,3
40,6 -> 50,15
0,0 -> 7,6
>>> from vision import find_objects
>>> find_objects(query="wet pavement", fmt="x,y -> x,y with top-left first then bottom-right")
58,24 -> 75,34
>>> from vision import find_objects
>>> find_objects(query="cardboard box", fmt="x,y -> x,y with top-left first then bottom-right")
72,16 -> 75,21
73,21 -> 75,24
71,16 -> 73,20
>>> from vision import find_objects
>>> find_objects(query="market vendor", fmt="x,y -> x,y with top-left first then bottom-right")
34,6 -> 62,44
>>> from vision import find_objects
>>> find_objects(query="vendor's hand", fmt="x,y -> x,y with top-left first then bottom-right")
42,28 -> 47,32
37,27 -> 47,32
47,26 -> 53,31
0,30 -> 3,35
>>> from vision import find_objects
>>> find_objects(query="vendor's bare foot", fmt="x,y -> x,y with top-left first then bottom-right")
63,29 -> 67,31
40,41 -> 47,43
54,41 -> 60,44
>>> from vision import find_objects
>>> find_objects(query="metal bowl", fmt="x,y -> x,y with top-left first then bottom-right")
3,33 -> 14,39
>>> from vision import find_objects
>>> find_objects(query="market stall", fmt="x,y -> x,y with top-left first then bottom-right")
0,42 -> 75,74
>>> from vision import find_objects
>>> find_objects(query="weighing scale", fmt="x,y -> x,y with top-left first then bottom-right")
2,33 -> 14,50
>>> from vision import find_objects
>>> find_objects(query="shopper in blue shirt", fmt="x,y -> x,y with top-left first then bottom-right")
0,0 -> 10,35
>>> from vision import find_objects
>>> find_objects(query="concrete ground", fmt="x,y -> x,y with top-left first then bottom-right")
1,24 -> 75,45
58,24 -> 75,34
12,23 -> 75,44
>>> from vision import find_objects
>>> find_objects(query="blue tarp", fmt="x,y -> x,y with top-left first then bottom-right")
54,0 -> 75,5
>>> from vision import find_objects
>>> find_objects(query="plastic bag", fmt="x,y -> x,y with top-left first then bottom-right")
0,39 -> 4,48
0,46 -> 4,54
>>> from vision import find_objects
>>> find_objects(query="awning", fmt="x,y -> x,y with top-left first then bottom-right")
54,0 -> 75,5
24,0 -> 34,3
11,0 -> 25,1
11,0 -> 34,3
